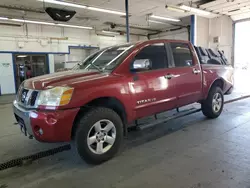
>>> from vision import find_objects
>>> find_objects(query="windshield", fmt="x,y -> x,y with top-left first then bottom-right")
75,44 -> 134,72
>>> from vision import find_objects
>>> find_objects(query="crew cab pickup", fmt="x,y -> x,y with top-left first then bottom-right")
13,39 -> 233,164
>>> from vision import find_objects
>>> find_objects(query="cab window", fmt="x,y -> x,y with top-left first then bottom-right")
170,43 -> 193,67
133,43 -> 168,70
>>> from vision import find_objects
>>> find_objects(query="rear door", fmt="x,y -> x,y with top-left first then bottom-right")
130,42 -> 177,119
166,42 -> 203,107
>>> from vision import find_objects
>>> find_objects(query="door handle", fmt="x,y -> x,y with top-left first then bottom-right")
164,74 -> 173,79
193,69 -> 201,74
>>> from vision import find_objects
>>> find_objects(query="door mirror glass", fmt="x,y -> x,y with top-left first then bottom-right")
132,59 -> 152,71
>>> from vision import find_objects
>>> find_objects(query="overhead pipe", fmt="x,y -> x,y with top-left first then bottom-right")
105,22 -> 162,32
148,26 -> 187,38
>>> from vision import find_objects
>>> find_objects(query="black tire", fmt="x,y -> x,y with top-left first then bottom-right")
73,107 -> 123,164
202,86 -> 224,119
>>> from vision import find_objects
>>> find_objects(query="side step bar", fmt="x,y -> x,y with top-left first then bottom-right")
138,107 -> 201,130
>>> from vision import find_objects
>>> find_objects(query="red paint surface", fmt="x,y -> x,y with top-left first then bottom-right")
30,108 -> 79,142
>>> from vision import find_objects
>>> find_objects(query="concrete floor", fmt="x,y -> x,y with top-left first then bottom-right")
0,94 -> 15,105
0,103 -> 65,162
1,97 -> 250,187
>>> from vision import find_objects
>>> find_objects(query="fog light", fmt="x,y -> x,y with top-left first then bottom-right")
30,112 -> 38,118
34,126 -> 44,136
38,128 -> 44,135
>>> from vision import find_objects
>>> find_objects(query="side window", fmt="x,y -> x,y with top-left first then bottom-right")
170,43 -> 193,67
133,43 -> 167,70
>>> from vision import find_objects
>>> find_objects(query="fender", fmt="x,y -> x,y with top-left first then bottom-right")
204,78 -> 224,99
66,80 -> 134,123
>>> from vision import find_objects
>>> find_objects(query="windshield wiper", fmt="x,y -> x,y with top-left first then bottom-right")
72,62 -> 102,72
88,62 -> 103,72
72,63 -> 81,70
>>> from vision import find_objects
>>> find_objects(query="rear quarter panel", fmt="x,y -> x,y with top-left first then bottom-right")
201,64 -> 234,98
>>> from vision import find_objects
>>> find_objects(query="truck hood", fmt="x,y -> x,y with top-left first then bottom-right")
23,70 -> 109,90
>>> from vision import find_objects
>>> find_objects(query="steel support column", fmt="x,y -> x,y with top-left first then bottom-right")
125,0 -> 130,42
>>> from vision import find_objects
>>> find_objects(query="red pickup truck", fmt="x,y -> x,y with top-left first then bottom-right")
13,39 -> 233,164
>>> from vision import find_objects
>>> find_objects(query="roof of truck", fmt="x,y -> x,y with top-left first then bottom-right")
110,39 -> 190,49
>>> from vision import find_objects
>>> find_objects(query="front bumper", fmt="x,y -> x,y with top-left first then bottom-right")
13,101 -> 80,142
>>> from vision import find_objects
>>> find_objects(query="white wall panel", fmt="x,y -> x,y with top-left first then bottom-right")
150,29 -> 189,41
0,24 -> 139,53
196,16 -> 209,48
0,23 -> 141,94
195,15 -> 233,64
208,16 -> 233,64
0,54 -> 15,94
48,54 -> 55,73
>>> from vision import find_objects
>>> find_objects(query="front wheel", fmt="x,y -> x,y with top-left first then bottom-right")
202,86 -> 224,119
74,107 -> 123,164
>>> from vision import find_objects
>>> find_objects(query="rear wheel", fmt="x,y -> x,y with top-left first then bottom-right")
74,107 -> 123,164
202,86 -> 224,119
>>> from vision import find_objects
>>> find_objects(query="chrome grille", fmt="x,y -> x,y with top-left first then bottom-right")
21,89 -> 29,103
30,91 -> 38,106
17,88 -> 39,108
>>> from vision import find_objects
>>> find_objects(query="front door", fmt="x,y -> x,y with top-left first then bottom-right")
129,43 -> 177,119
167,42 -> 203,107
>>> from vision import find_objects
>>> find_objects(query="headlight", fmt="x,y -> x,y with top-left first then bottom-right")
37,87 -> 74,107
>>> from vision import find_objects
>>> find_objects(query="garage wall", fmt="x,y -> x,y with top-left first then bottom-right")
196,16 -> 209,48
150,28 -> 189,41
149,15 -> 191,41
209,16 -> 233,65
48,54 -> 54,73
0,54 -> 15,94
195,15 -> 233,65
0,24 -> 139,53
0,23 -> 140,94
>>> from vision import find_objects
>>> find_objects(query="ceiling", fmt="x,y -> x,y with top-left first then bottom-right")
1,0 -> 248,36
200,0 -> 250,21
0,0 -> 200,36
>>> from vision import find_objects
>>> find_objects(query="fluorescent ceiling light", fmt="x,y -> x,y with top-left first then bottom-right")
17,55 -> 28,58
87,7 -> 125,15
57,24 -> 93,29
150,14 -> 180,22
0,17 -> 8,20
165,5 -> 186,13
11,19 -> 56,25
37,0 -> 86,8
179,5 -> 211,16
0,17 -> 93,30
148,20 -> 170,25
38,0 -> 125,15
102,30 -> 120,34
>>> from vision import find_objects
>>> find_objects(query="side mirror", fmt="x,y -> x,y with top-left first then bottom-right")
132,59 -> 152,71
